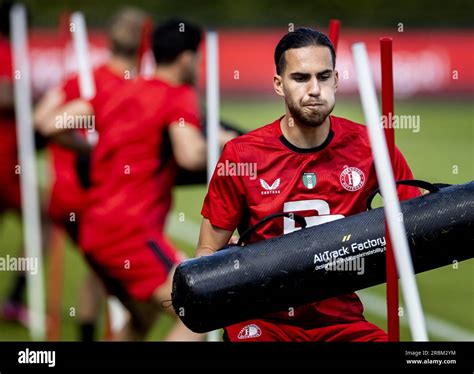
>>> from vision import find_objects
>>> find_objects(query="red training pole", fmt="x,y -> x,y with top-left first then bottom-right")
380,37 -> 399,342
328,19 -> 341,52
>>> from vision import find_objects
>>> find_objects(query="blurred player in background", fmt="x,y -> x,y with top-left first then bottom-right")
197,28 -> 420,342
34,7 -> 148,341
39,18 -> 235,341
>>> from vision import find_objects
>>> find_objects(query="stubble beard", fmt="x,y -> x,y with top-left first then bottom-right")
287,99 -> 335,128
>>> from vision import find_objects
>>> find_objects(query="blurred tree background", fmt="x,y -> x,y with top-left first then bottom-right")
19,0 -> 474,29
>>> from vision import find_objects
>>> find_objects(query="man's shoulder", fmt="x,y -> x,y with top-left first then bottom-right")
332,115 -> 371,145
93,64 -> 124,83
227,118 -> 280,151
63,64 -> 110,89
332,115 -> 367,134
110,78 -> 170,105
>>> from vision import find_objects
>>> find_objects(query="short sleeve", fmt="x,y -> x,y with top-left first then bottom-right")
394,147 -> 421,200
201,141 -> 246,231
165,85 -> 201,130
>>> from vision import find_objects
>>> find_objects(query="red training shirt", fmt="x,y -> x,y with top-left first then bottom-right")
80,77 -> 201,251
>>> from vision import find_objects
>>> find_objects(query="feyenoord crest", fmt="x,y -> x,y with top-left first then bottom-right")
303,172 -> 316,189
237,324 -> 262,339
340,166 -> 365,191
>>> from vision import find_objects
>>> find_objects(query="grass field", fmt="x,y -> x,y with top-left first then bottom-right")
0,97 -> 472,341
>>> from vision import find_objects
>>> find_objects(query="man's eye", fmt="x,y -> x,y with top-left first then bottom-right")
320,75 -> 330,81
294,76 -> 307,82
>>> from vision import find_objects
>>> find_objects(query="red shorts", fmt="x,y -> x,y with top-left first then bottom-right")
47,190 -> 83,226
83,232 -> 182,302
47,174 -> 86,225
47,188 -> 83,244
225,320 -> 388,342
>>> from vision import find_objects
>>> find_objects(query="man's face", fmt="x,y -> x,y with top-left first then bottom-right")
274,45 -> 338,127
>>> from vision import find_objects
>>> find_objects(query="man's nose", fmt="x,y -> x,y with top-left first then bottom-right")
308,77 -> 321,96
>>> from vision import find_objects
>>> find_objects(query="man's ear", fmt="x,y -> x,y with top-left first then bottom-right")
334,70 -> 339,92
178,50 -> 194,66
273,74 -> 284,97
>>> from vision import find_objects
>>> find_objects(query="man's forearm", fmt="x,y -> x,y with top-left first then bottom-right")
195,245 -> 216,258
195,218 -> 234,258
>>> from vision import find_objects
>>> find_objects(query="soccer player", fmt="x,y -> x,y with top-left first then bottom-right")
43,19 -> 234,340
34,7 -> 148,341
197,28 -> 420,342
